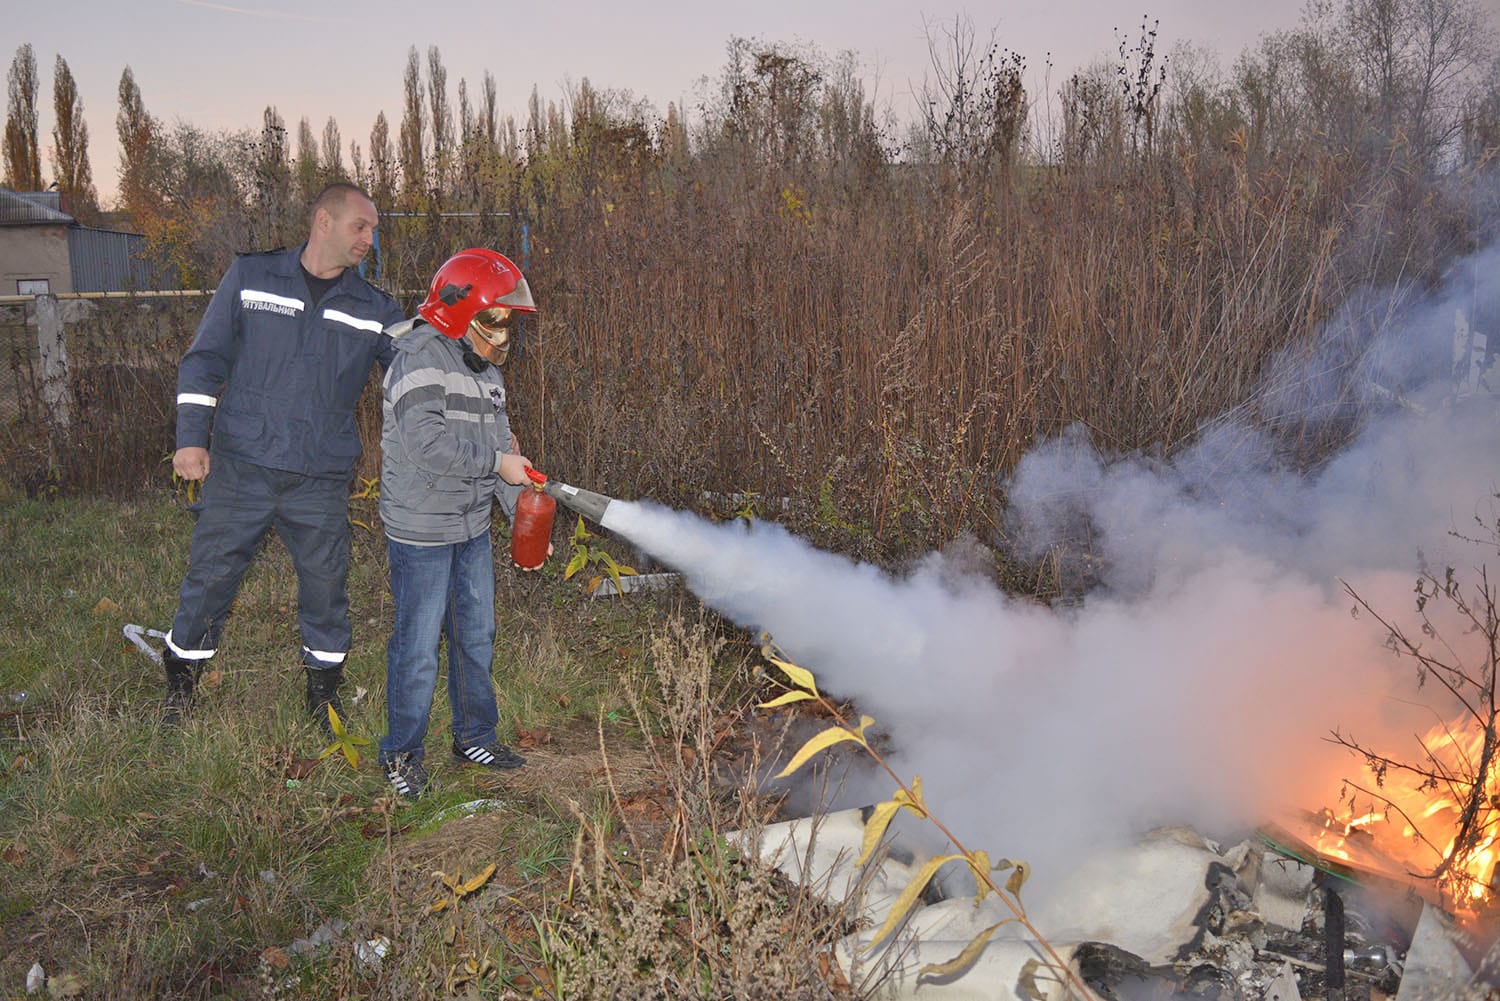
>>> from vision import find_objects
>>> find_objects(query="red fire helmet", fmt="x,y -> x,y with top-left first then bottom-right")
417,248 -> 536,338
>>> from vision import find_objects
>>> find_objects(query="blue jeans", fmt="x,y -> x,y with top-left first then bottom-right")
380,532 -> 500,762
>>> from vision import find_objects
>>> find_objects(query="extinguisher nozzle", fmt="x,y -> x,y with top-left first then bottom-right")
541,480 -> 614,524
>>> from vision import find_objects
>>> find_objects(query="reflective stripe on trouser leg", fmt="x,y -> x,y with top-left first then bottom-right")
170,455 -> 278,658
274,472 -> 353,670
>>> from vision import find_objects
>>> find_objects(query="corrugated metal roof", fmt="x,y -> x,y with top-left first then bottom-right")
68,227 -> 173,291
0,187 -> 74,226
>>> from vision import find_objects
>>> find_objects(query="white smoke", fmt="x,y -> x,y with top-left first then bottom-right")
596,238 -> 1500,893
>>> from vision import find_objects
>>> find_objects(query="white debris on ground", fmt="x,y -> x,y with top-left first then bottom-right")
737,809 -> 1493,1001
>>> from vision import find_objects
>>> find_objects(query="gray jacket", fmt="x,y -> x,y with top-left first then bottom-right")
379,323 -> 520,545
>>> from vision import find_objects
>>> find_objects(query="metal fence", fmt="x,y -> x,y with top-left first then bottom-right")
2,292 -> 208,495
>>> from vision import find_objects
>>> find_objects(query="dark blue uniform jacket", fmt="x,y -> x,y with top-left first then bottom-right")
175,245 -> 403,479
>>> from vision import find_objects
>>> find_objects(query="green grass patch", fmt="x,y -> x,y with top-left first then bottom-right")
0,489 -> 829,999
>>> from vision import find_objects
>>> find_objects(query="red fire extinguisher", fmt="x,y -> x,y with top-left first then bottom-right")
510,466 -> 556,570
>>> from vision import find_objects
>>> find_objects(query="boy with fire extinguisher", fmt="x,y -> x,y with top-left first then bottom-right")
376,248 -> 547,800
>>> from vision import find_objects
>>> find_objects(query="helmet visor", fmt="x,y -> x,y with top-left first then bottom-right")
470,307 -> 514,347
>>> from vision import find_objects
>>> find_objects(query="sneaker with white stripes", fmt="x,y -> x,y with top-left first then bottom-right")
383,754 -> 432,800
452,738 -> 526,770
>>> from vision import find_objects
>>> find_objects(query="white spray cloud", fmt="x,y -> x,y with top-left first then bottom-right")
595,238 -> 1500,891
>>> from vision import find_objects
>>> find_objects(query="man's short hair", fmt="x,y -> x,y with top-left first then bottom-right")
309,182 -> 372,225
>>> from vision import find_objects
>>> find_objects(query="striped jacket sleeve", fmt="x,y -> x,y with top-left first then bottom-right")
384,345 -> 501,479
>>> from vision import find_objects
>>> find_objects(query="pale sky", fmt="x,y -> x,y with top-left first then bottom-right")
11,0 -> 1309,204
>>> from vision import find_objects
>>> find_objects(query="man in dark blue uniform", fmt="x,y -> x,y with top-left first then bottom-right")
162,181 -> 404,731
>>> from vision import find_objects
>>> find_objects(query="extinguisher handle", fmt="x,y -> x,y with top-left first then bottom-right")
524,466 -> 548,486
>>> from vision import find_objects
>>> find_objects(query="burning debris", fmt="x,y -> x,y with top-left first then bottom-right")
742,810 -> 1496,1001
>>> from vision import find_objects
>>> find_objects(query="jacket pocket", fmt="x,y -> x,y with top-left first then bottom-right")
214,408 -> 266,451
314,412 -> 363,461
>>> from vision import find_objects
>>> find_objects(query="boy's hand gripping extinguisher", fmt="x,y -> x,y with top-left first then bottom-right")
511,466 -> 556,570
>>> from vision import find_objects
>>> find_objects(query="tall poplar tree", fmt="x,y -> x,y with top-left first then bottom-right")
50,55 -> 98,219
397,46 -> 425,201
3,43 -> 42,191
369,111 -> 395,208
115,65 -> 160,223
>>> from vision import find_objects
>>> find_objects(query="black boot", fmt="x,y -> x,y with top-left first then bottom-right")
306,666 -> 344,736
163,652 -> 200,724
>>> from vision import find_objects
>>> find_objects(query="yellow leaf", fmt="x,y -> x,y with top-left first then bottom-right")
564,550 -> 588,579
857,799 -> 901,867
459,862 -> 496,896
917,920 -> 1013,981
905,776 -> 929,817
774,723 -> 867,779
757,690 -> 815,709
967,850 -> 992,904
427,896 -> 451,914
864,853 -> 962,950
857,784 -> 929,866
1006,862 -> 1030,898
1016,958 -> 1057,1001
766,655 -> 818,695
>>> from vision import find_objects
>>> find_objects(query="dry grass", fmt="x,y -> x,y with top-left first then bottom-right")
0,492 -> 853,1000
9,107 -> 1496,569
542,617 -> 862,1001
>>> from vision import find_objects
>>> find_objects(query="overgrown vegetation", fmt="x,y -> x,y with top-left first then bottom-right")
0,491 -> 793,998
3,6 -> 1500,997
5,3 -> 1498,565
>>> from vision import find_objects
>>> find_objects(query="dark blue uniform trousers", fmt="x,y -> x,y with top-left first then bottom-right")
168,454 -> 352,671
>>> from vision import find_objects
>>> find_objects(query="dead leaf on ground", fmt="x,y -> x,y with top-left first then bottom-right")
515,727 -> 551,750
91,597 -> 122,616
3,840 -> 27,866
48,972 -> 86,997
286,757 -> 321,780
57,846 -> 79,865
203,669 -> 223,687
619,794 -> 666,822
818,951 -> 852,991
261,947 -> 290,970
555,693 -> 571,710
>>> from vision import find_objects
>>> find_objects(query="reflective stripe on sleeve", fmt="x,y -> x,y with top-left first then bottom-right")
303,646 -> 347,665
323,309 -> 385,333
177,393 -> 217,407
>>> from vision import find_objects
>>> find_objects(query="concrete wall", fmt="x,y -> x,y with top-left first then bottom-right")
0,224 -> 73,295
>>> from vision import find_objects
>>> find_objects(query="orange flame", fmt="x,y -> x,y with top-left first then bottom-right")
1307,714 -> 1497,916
